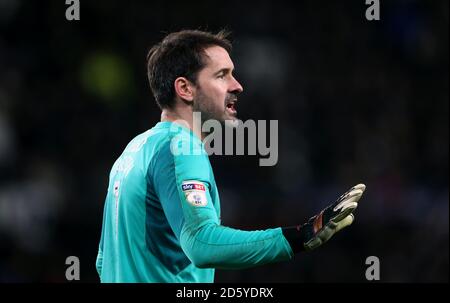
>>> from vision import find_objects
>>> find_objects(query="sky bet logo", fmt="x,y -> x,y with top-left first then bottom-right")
182,183 -> 206,191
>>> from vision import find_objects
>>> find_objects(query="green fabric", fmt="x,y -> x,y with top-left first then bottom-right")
96,122 -> 293,283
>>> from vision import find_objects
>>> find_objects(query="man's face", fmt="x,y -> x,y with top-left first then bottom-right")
192,46 -> 244,123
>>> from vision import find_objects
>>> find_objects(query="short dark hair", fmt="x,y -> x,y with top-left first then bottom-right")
146,29 -> 232,109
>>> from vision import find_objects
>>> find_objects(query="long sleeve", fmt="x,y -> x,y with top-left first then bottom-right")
150,131 -> 293,270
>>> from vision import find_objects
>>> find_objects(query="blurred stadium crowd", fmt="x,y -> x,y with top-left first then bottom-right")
0,0 -> 448,282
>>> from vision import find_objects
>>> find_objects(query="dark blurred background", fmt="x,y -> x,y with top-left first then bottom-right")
0,0 -> 448,282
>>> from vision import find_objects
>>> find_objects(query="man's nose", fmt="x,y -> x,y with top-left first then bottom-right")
230,76 -> 244,94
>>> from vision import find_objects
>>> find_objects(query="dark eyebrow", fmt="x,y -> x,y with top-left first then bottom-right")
214,67 -> 233,76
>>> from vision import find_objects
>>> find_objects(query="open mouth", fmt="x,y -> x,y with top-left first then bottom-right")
226,100 -> 237,115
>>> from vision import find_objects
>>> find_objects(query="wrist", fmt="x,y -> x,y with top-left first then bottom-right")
281,223 -> 313,253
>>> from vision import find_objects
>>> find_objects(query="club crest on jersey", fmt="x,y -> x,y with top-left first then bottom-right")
181,181 -> 207,207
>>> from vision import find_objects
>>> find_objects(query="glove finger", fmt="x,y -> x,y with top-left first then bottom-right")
334,214 -> 354,233
330,189 -> 362,222
336,184 -> 366,204
333,185 -> 366,213
346,184 -> 366,194
333,190 -> 362,212
305,214 -> 354,251
329,203 -> 355,223
352,183 -> 366,192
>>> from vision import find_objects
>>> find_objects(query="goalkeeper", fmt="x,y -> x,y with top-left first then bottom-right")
95,29 -> 366,283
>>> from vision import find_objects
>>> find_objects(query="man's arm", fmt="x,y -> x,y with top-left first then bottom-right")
151,135 -> 365,269
151,136 -> 292,269
179,182 -> 365,268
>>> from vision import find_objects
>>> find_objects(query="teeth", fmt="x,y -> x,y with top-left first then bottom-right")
227,103 -> 236,111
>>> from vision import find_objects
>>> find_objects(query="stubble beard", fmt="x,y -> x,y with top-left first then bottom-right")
193,90 -> 229,125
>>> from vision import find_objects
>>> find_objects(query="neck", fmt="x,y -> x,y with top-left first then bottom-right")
161,108 -> 204,140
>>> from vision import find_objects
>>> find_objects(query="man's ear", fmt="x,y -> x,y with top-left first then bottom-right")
174,77 -> 195,103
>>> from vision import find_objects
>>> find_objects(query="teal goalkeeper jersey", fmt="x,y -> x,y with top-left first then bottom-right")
96,121 -> 294,283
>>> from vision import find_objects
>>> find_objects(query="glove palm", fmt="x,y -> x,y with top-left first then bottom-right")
301,184 -> 366,251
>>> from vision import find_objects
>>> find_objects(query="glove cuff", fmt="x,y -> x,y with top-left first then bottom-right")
281,223 -> 314,253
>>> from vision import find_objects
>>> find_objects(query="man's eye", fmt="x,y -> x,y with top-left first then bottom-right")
217,74 -> 225,79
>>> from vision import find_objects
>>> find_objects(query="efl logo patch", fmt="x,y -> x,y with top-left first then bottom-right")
181,180 -> 207,207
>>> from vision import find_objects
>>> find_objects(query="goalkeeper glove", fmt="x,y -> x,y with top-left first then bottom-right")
283,183 -> 366,252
